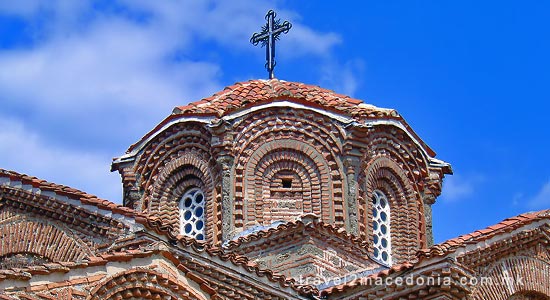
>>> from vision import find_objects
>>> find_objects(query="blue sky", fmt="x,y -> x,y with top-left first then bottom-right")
0,1 -> 548,243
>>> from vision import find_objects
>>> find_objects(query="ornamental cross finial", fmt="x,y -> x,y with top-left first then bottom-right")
250,10 -> 292,79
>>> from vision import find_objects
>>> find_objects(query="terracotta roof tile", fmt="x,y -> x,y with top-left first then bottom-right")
133,216 -> 319,295
173,79 -> 398,120
0,168 -> 137,219
320,210 -> 549,296
0,250 -> 154,281
223,216 -> 370,255
0,242 -> 317,295
417,209 -> 550,259
320,262 -> 415,296
0,168 -> 188,238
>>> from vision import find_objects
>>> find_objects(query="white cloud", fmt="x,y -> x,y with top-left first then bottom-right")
0,25 -> 220,112
281,23 -> 342,58
320,59 -> 365,96
512,192 -> 524,206
0,1 -> 342,141
440,174 -> 484,202
527,180 -> 550,209
119,1 -> 341,54
0,118 -> 122,202
0,3 -> 224,150
0,1 -> 83,18
0,1 -> 347,202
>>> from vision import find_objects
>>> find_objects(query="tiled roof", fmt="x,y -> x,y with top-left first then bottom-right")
320,209 -> 550,296
0,250 -> 152,281
0,239 -> 315,296
417,209 -> 550,259
173,79 -> 398,119
136,215 -> 318,295
319,262 -> 414,296
0,169 -> 135,217
223,215 -> 370,255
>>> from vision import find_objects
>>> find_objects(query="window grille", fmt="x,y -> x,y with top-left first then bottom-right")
372,190 -> 392,265
179,188 -> 205,240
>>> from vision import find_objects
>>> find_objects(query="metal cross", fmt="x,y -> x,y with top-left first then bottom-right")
250,10 -> 292,79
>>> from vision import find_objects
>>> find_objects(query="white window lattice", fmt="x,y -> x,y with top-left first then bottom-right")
179,188 -> 205,240
372,190 -> 392,265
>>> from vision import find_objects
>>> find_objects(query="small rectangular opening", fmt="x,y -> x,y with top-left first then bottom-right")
282,178 -> 292,188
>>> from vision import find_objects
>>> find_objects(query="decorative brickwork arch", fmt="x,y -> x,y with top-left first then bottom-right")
243,140 -> 331,227
362,156 -> 421,263
135,123 -> 212,189
366,128 -> 430,183
0,219 -> 93,264
128,122 -> 217,210
471,256 -> 550,300
232,108 -> 346,230
145,153 -> 217,240
89,269 -> 209,300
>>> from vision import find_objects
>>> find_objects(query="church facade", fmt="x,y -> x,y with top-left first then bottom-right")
1,79 -> 548,299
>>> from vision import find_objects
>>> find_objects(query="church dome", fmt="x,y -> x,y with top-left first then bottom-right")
112,78 -> 451,265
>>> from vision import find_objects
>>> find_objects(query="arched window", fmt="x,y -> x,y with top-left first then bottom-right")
179,188 -> 205,240
372,190 -> 392,265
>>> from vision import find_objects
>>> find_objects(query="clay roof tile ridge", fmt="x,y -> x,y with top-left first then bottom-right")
417,208 -> 550,259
